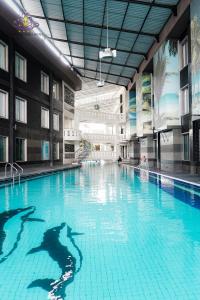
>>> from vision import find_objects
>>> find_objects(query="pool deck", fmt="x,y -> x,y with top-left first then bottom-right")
0,163 -> 81,184
122,162 -> 200,186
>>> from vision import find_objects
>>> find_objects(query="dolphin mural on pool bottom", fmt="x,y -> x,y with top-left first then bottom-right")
27,223 -> 84,300
0,206 -> 45,263
0,206 -> 45,264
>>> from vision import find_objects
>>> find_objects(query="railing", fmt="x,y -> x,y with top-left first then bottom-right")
76,109 -> 126,124
82,133 -> 118,143
87,151 -> 117,161
5,162 -> 23,184
64,129 -> 81,141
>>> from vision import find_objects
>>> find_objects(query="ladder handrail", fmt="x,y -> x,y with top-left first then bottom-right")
5,163 -> 21,184
13,162 -> 23,174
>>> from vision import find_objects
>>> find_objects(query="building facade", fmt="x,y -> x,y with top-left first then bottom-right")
124,2 -> 200,174
0,7 -> 81,168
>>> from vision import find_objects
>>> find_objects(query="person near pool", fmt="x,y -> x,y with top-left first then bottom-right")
118,156 -> 122,163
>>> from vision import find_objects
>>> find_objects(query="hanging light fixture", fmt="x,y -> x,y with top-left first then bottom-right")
99,0 -> 117,60
97,57 -> 105,87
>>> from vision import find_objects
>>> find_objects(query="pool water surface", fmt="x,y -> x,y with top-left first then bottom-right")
0,164 -> 200,299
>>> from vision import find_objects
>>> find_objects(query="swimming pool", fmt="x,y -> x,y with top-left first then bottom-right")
0,164 -> 200,300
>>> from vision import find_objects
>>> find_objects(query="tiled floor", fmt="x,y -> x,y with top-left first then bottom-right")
0,163 -> 81,183
122,162 -> 200,185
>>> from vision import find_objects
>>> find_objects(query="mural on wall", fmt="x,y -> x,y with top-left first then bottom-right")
136,74 -> 152,137
129,90 -> 136,133
191,0 -> 200,115
142,74 -> 151,112
153,39 -> 180,130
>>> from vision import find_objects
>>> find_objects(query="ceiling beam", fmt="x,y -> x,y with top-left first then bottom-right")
76,66 -> 132,79
65,55 -> 138,70
81,75 -> 127,87
31,15 -> 158,40
49,37 -> 146,57
95,0 -> 107,80
117,0 -> 155,84
113,0 -> 177,13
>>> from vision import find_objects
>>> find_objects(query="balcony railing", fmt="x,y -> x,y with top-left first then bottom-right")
82,133 -> 118,143
64,129 -> 81,141
76,109 -> 126,124
87,151 -> 117,161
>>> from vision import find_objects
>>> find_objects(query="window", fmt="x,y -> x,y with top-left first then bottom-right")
181,86 -> 189,115
0,90 -> 8,119
15,97 -> 27,123
180,37 -> 188,69
41,107 -> 49,129
41,71 -> 49,95
15,52 -> 27,81
53,142 -> 59,160
120,105 -> 123,113
0,136 -> 8,162
0,40 -> 8,71
16,138 -> 27,161
53,113 -> 59,131
53,81 -> 59,100
183,133 -> 190,161
41,141 -> 50,160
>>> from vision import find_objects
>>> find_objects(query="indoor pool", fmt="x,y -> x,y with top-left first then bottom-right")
0,164 -> 200,300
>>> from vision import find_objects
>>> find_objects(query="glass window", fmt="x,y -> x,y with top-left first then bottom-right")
183,133 -> 190,161
53,142 -> 59,160
53,113 -> 59,131
41,107 -> 49,129
180,38 -> 188,69
16,138 -> 26,161
181,86 -> 189,115
41,140 -> 50,160
15,52 -> 27,81
15,97 -> 27,123
0,90 -> 8,119
53,81 -> 59,100
0,40 -> 8,71
0,136 -> 8,162
41,72 -> 49,95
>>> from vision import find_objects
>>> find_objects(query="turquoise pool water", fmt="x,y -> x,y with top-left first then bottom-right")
0,164 -> 200,300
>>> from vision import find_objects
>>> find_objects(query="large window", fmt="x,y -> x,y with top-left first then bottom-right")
53,113 -> 59,131
181,86 -> 189,115
183,133 -> 190,161
180,37 -> 188,69
53,142 -> 59,160
41,107 -> 49,129
15,52 -> 27,82
0,40 -> 8,71
15,97 -> 27,123
41,141 -> 50,160
53,81 -> 59,100
41,71 -> 49,95
0,136 -> 8,162
16,138 -> 27,161
0,90 -> 8,119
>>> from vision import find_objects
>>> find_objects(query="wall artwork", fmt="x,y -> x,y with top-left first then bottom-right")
191,0 -> 200,116
129,90 -> 136,133
136,74 -> 152,137
153,39 -> 180,130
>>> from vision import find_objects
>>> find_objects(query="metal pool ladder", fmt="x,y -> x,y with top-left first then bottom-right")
5,163 -> 24,184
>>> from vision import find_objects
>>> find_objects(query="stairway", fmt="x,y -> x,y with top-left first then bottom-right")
75,140 -> 91,163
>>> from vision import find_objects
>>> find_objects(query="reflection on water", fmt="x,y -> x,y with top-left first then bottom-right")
0,164 -> 200,299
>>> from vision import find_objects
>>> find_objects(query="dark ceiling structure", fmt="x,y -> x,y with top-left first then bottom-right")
19,0 -> 180,87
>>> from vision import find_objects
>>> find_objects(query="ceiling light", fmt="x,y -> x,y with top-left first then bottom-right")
99,48 -> 117,59
99,1 -> 117,60
97,80 -> 105,87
